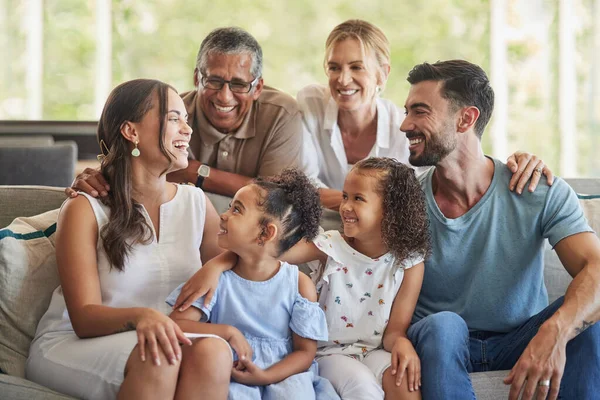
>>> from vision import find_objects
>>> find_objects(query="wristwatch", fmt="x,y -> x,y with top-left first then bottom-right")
196,164 -> 211,188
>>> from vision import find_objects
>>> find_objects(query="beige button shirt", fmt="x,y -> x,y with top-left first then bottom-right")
181,86 -> 303,178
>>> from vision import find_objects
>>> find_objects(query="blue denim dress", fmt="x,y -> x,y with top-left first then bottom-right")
166,262 -> 340,400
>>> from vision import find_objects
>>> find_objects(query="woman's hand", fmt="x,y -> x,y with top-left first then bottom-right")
65,168 -> 110,198
506,151 -> 554,194
135,308 -> 192,366
173,252 -> 238,311
231,357 -> 270,386
390,336 -> 421,392
226,326 -> 253,364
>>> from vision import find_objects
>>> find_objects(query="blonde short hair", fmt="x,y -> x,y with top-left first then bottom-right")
324,19 -> 391,89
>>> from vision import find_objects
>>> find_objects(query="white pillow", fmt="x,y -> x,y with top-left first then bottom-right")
0,209 -> 60,377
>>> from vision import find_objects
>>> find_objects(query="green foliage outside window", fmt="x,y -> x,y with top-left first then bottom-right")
1,0 -> 598,176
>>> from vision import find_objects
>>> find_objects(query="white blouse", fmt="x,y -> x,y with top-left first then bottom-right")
297,84 -> 417,190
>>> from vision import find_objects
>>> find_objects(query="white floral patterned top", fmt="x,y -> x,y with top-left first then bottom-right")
310,230 -> 423,358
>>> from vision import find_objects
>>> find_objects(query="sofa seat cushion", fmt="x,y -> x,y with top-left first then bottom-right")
471,370 -> 510,400
0,209 -> 60,377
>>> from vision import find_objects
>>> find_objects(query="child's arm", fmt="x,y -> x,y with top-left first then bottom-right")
231,273 -> 319,386
175,237 -> 327,311
382,262 -> 424,391
173,251 -> 238,311
169,306 -> 253,362
280,238 -> 327,266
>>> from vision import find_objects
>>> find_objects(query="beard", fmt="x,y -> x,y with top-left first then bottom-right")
407,123 -> 458,167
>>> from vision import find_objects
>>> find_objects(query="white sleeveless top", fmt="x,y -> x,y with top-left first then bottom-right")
33,184 -> 207,338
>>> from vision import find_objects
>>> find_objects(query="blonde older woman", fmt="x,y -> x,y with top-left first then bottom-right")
299,19 -> 551,209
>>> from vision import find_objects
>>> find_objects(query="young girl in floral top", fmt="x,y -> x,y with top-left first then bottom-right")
175,158 -> 431,400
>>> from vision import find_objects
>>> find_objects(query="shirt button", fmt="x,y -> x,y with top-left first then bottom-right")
222,151 -> 229,157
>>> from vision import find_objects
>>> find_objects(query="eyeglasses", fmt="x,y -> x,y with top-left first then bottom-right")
200,75 -> 260,94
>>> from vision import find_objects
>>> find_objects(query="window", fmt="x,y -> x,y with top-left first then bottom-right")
1,0 -> 598,176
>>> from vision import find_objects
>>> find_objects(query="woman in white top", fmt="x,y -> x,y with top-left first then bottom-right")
298,19 -> 553,209
25,79 -> 232,400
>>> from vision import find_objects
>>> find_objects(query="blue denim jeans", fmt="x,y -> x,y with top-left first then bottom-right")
407,297 -> 600,399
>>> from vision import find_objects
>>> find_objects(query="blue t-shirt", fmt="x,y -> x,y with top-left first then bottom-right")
413,157 -> 592,332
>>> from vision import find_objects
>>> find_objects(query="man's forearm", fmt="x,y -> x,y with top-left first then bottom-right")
547,263 -> 600,342
319,188 -> 343,211
167,160 -> 252,197
172,319 -> 234,340
202,169 -> 252,197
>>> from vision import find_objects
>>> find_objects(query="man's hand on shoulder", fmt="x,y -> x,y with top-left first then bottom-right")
65,168 -> 110,198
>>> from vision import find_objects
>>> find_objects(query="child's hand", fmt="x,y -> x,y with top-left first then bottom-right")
227,327 -> 253,363
173,252 -> 237,311
390,336 -> 421,392
231,357 -> 270,386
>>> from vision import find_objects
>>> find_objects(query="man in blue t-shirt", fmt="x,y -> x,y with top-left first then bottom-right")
401,60 -> 600,400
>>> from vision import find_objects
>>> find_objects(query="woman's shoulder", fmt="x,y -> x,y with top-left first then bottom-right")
60,192 -> 108,226
60,193 -> 96,217
174,184 -> 206,206
170,184 -> 207,234
297,84 -> 329,106
297,83 -> 328,97
377,96 -> 403,122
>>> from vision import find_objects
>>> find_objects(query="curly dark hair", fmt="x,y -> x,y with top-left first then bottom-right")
253,169 -> 322,256
352,157 -> 431,264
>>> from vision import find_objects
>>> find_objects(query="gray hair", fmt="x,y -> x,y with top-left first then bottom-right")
196,27 -> 263,79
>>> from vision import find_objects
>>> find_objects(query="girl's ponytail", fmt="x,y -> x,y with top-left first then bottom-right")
255,169 -> 322,255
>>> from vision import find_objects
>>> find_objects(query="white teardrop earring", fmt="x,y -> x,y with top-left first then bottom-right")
131,140 -> 140,157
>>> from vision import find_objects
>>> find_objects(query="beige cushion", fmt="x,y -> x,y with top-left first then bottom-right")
0,209 -> 60,377
544,196 -> 600,303
0,186 -> 66,228
580,196 -> 600,234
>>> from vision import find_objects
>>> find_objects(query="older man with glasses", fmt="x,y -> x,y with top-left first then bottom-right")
170,26 -> 303,196
68,27 -> 303,199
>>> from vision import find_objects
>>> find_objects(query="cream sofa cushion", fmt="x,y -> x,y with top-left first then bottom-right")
0,209 -> 60,377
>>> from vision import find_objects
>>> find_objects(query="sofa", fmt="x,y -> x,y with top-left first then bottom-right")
0,138 -> 78,187
1,181 -> 598,400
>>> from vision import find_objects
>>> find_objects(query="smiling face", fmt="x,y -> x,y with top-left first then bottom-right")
326,38 -> 381,112
340,169 -> 384,241
400,80 -> 459,167
133,88 -> 192,173
217,184 -> 265,252
197,53 -> 263,134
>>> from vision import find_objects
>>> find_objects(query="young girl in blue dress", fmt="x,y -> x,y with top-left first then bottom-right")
166,169 -> 340,400
173,157 -> 431,400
